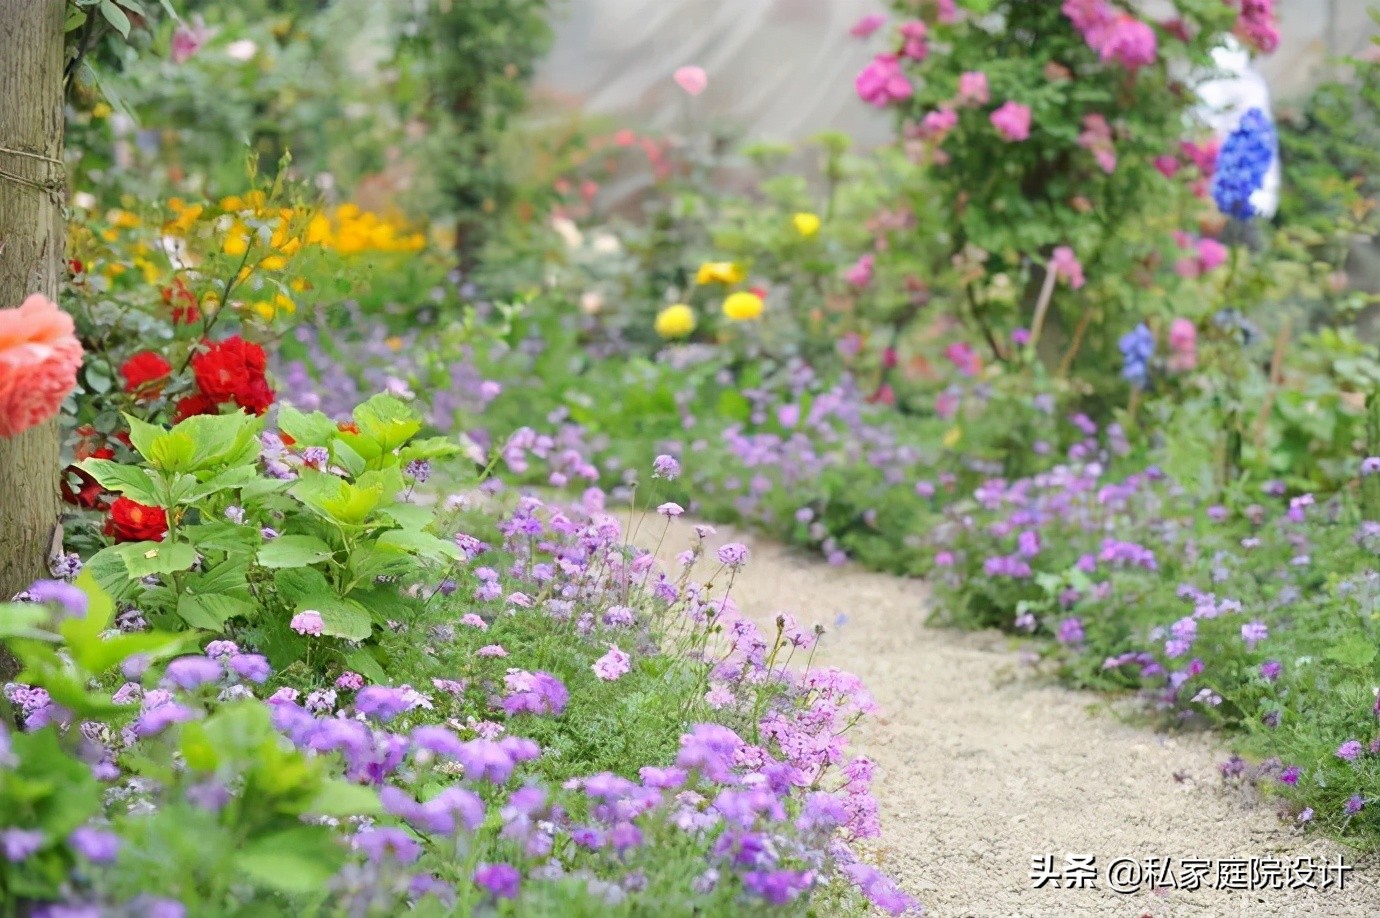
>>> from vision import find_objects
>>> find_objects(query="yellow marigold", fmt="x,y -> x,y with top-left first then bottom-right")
223,223 -> 251,256
793,212 -> 821,237
654,304 -> 696,339
696,261 -> 745,285
722,291 -> 764,322
108,209 -> 140,229
249,292 -> 295,321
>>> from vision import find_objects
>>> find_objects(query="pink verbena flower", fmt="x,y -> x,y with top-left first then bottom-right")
855,54 -> 913,108
592,645 -> 631,682
1232,0 -> 1279,53
919,106 -> 958,140
990,101 -> 1031,142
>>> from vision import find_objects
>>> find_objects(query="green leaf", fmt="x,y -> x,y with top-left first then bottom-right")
276,405 -> 339,447
350,394 -> 422,454
716,390 -> 752,423
187,559 -> 252,600
112,541 -> 198,579
177,594 -> 255,630
273,567 -> 332,605
1327,635 -> 1377,668
375,528 -> 461,563
75,459 -> 160,505
256,535 -> 335,569
300,779 -> 382,818
343,647 -> 388,684
183,521 -> 259,554
378,503 -> 434,532
84,546 -> 137,601
234,827 -> 345,895
296,594 -> 372,641
100,0 -> 132,38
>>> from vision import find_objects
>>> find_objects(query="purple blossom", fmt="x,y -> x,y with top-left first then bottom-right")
474,863 -> 521,900
1337,740 -> 1364,762
68,827 -> 120,864
162,655 -> 223,691
1,828 -> 44,862
716,543 -> 750,569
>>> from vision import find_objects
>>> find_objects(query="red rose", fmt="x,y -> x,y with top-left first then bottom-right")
120,351 -> 173,399
161,278 -> 200,325
105,496 -> 168,542
173,392 -> 219,423
190,335 -> 274,415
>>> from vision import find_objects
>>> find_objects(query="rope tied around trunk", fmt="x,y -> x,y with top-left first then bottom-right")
0,144 -> 66,197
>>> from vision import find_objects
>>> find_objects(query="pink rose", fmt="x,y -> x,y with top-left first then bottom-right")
957,71 -> 990,106
171,17 -> 214,65
1153,155 -> 1181,178
1197,238 -> 1228,272
845,254 -> 876,289
1076,114 -> 1116,174
673,66 -> 708,97
990,101 -> 1031,142
899,21 -> 928,61
856,54 -> 913,108
1168,318 -> 1197,372
920,106 -> 959,140
0,294 -> 84,438
945,342 -> 981,377
850,14 -> 888,39
1051,246 -> 1086,289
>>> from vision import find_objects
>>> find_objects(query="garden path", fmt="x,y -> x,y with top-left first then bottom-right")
652,519 -> 1380,917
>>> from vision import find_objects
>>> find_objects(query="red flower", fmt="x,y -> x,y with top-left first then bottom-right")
105,496 -> 168,542
173,392 -> 219,423
337,421 -> 359,435
162,278 -> 201,325
190,335 -> 274,415
278,431 -> 296,447
61,464 -> 108,509
120,351 -> 172,399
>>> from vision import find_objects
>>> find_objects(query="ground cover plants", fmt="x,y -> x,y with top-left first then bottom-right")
7,0 -> 1380,912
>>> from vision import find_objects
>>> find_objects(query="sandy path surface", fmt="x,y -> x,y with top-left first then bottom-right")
652,520 -> 1380,918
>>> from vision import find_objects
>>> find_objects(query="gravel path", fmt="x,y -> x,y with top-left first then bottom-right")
653,520 -> 1380,917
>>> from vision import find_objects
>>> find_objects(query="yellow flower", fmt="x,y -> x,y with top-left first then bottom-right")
259,254 -> 288,272
654,304 -> 696,339
942,427 -> 963,449
223,224 -> 251,256
723,291 -> 765,322
696,261 -> 745,286
91,102 -> 112,119
793,212 -> 821,237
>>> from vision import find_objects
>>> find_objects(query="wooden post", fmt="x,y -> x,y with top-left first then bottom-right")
0,0 -> 67,614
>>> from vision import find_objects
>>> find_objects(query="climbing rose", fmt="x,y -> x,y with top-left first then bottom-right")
1051,247 -> 1085,289
673,66 -> 708,97
106,497 -> 169,543
1076,114 -> 1116,174
990,101 -> 1031,142
850,14 -> 887,38
855,54 -> 913,107
120,352 -> 172,399
0,294 -> 83,438
956,71 -> 989,105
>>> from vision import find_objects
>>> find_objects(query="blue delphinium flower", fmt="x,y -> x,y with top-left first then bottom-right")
1211,107 -> 1276,219
1119,323 -> 1155,389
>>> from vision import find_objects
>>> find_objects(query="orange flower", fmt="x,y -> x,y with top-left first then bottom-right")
0,294 -> 84,437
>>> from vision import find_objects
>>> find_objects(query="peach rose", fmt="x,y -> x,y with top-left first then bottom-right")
0,294 -> 84,437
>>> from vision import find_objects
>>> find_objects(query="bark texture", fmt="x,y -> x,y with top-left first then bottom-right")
0,0 -> 66,610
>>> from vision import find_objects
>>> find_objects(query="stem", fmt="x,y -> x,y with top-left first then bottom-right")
1027,256 -> 1059,353
1057,309 -> 1095,379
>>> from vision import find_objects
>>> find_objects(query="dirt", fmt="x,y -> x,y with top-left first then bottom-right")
652,519 -> 1380,918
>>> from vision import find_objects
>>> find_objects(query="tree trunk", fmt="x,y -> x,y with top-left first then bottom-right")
0,1 -> 66,623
